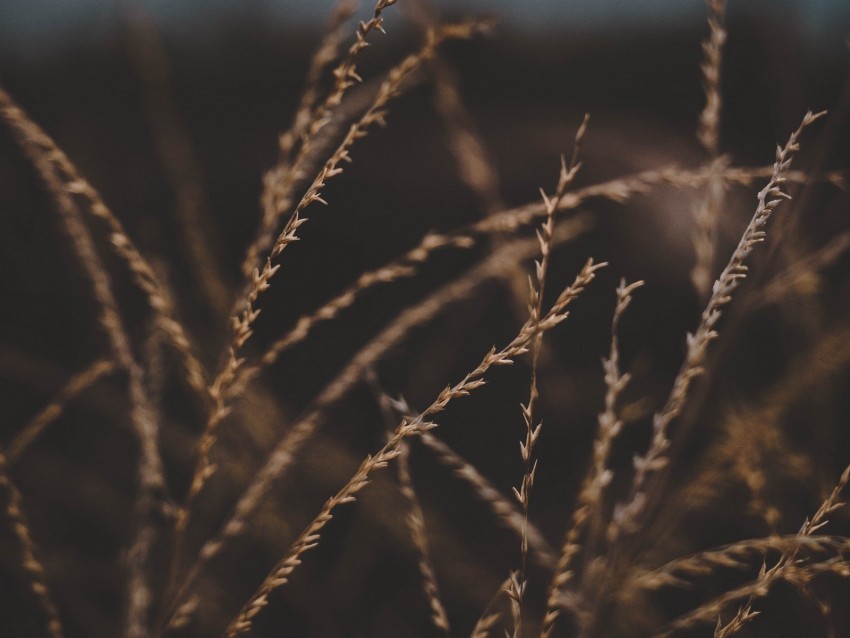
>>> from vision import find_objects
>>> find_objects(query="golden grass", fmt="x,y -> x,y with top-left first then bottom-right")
1,0 -> 849,636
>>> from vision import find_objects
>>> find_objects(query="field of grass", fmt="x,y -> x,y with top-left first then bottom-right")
1,1 -> 850,636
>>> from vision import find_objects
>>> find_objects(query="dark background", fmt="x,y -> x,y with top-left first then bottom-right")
1,1 -> 850,637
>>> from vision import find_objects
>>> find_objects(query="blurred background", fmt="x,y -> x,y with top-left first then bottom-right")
1,1 -> 850,637
1,0 -> 849,56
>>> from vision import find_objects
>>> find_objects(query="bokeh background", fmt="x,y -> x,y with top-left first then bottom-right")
1,1 -> 850,637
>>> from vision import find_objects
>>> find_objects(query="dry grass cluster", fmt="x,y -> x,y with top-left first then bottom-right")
1,0 -> 850,636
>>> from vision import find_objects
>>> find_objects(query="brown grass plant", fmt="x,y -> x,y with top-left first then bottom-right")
238,0 -> 409,287
418,429 -> 557,568
6,358 -> 118,464
660,542 -> 850,637
218,158 -> 823,431
1,98 -> 168,638
631,534 -> 850,591
470,575 -> 514,638
553,109 -> 829,638
162,216 -> 592,630
690,0 -> 727,298
406,0 -> 552,360
540,278 -> 644,638
221,258 -> 604,637
628,319 -> 850,576
0,448 -> 64,638
708,463 -> 850,637
275,0 -> 361,164
696,0 -> 726,158
2,5 -> 850,637
0,89 -> 210,402
608,110 -> 826,545
507,114 -> 589,638
229,160 -> 841,406
748,232 -> 850,309
174,17 -> 485,573
643,415 -> 850,637
125,5 -> 233,318
396,438 -> 452,635
370,382 -> 451,635
448,161 -> 837,243
658,558 -> 850,638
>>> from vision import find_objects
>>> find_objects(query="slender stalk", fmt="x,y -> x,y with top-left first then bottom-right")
2,96 -> 168,638
222,260 -> 604,637
509,115 -> 588,637
0,448 -> 65,638
172,20 -> 485,579
161,219 -> 590,632
540,279 -> 643,637
7,358 -> 118,464
581,110 -> 826,638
